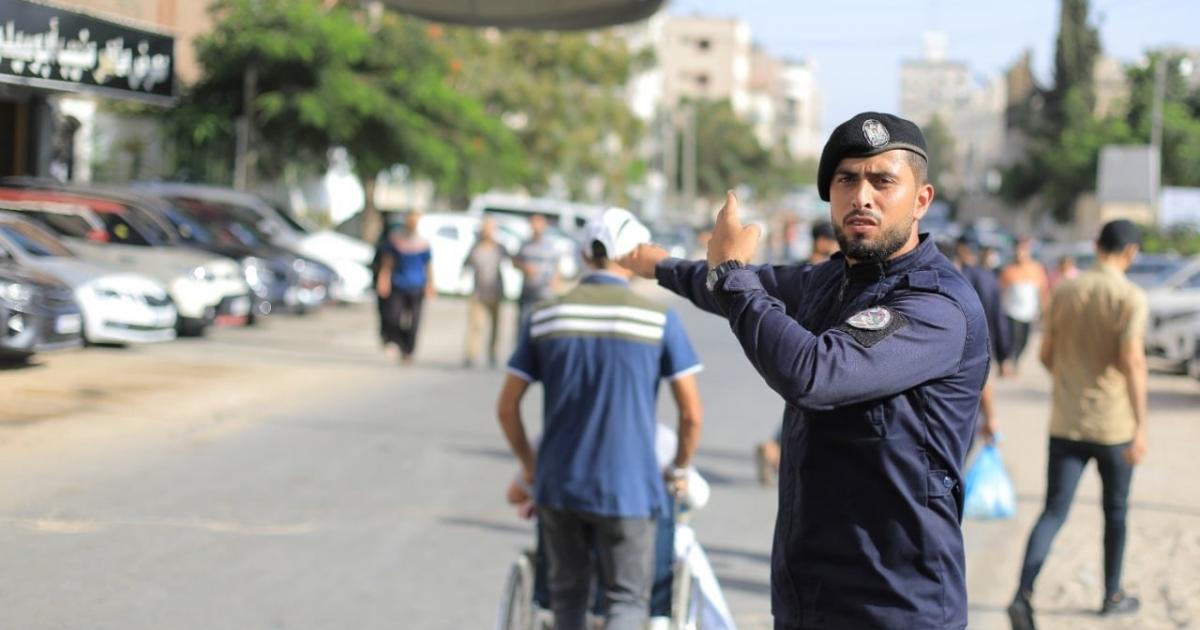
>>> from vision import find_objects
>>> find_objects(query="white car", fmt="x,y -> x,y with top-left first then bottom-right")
0,212 -> 176,345
131,183 -> 376,304
1145,255 -> 1200,369
417,212 -> 523,300
0,197 -> 248,336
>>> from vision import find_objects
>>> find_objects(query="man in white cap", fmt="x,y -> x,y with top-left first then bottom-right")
497,207 -> 705,630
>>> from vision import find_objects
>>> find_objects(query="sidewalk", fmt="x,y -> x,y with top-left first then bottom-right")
964,344 -> 1200,629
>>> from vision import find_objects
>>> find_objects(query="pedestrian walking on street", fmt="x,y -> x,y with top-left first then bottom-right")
376,212 -> 434,365
955,235 -> 1012,442
515,214 -> 561,329
999,236 -> 1050,375
462,217 -> 507,368
621,112 -> 989,629
1007,220 -> 1150,630
497,207 -> 704,630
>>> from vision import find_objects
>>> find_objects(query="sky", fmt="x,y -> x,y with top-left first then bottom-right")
666,0 -> 1199,135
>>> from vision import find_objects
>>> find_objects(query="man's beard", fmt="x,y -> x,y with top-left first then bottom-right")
834,211 -> 914,263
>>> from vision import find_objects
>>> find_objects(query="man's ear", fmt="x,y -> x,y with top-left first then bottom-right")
913,183 -> 935,221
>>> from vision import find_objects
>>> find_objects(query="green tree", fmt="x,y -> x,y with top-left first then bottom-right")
1123,53 -> 1200,187
1001,0 -> 1107,221
443,27 -> 648,202
1046,0 -> 1100,129
922,115 -> 957,199
174,0 -> 525,239
687,99 -> 771,199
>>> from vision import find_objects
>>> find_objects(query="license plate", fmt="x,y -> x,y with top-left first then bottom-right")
55,314 -> 82,335
228,296 -> 251,316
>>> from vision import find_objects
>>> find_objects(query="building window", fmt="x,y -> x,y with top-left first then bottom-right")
697,38 -> 711,51
695,73 -> 709,87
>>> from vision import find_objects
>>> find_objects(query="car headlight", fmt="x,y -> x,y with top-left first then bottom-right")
241,257 -> 265,288
0,281 -> 33,305
179,266 -> 216,282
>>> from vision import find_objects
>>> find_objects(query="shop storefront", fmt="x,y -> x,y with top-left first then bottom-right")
0,0 -> 174,179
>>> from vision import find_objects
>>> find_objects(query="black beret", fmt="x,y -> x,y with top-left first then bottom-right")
817,112 -> 928,201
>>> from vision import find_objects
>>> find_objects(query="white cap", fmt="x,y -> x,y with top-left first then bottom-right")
578,207 -> 651,260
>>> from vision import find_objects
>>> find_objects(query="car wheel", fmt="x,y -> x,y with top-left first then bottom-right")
1188,350 -> 1200,381
177,318 -> 208,337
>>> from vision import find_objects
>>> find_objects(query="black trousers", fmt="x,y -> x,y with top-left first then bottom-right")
1018,437 -> 1134,599
383,289 -> 425,356
1007,316 -> 1032,365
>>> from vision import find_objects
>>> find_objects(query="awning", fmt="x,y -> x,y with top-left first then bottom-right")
382,0 -> 666,30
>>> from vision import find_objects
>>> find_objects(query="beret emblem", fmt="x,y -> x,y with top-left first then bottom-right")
862,119 -> 890,148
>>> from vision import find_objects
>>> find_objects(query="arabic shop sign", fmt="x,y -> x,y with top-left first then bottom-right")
0,0 -> 174,101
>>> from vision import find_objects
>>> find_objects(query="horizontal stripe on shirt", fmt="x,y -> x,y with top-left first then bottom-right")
531,303 -> 668,326
530,317 -> 665,342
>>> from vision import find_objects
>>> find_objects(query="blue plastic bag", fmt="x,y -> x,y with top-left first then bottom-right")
963,443 -> 1016,520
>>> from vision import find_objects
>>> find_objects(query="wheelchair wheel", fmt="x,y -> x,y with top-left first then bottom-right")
669,557 -> 694,629
498,550 -> 536,630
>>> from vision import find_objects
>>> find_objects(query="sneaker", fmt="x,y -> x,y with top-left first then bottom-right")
1007,592 -> 1037,630
1101,591 -> 1140,616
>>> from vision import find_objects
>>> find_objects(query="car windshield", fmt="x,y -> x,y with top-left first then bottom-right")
7,210 -> 94,239
268,202 -> 314,234
0,221 -> 74,257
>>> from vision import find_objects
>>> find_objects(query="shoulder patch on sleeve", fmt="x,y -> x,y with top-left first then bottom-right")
837,306 -> 909,347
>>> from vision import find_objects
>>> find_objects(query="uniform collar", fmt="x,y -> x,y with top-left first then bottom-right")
580,270 -> 630,286
835,233 -> 938,282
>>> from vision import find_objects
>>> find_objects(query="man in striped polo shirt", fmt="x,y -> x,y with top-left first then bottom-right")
497,207 -> 704,630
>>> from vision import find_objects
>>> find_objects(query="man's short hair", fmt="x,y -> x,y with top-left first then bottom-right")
1097,220 -> 1142,254
904,151 -> 927,187
811,221 -> 835,241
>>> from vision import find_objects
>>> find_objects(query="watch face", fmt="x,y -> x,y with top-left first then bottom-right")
705,268 -> 719,292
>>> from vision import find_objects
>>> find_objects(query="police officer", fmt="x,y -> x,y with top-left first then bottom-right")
621,112 -> 989,629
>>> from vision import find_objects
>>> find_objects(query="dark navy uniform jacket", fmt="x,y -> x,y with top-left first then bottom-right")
960,263 -> 1011,365
656,235 -> 988,629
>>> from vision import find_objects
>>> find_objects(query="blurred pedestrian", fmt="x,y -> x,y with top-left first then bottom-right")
376,211 -> 434,365
497,207 -> 704,630
754,220 -> 840,485
462,217 -> 506,368
515,214 -> 561,329
982,245 -> 1002,274
999,236 -> 1049,375
1008,220 -> 1149,629
621,112 -> 988,629
955,235 -> 1011,442
1049,254 -> 1079,292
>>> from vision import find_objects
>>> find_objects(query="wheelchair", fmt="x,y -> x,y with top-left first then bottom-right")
497,506 -> 696,630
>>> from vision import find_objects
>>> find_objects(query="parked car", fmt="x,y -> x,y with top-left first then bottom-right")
0,190 -> 248,336
0,179 -> 291,321
131,182 -> 374,304
0,212 -> 176,345
0,257 -> 82,361
166,195 -> 336,313
1144,255 -> 1200,370
1126,253 -> 1186,289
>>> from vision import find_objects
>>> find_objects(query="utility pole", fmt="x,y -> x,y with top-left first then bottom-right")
1150,55 -> 1166,222
681,104 -> 697,224
233,64 -> 258,191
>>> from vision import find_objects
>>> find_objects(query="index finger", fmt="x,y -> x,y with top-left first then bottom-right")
716,190 -> 740,228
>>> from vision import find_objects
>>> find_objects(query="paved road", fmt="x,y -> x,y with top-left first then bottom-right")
0,285 -> 1196,629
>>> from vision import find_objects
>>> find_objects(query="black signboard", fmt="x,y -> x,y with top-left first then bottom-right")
0,0 -> 175,101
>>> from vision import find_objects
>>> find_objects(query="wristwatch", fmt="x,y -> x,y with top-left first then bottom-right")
705,260 -> 746,292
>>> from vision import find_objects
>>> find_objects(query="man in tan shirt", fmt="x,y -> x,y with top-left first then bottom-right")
1008,220 -> 1149,630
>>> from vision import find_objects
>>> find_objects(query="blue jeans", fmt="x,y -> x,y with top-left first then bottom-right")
1017,438 -> 1134,599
